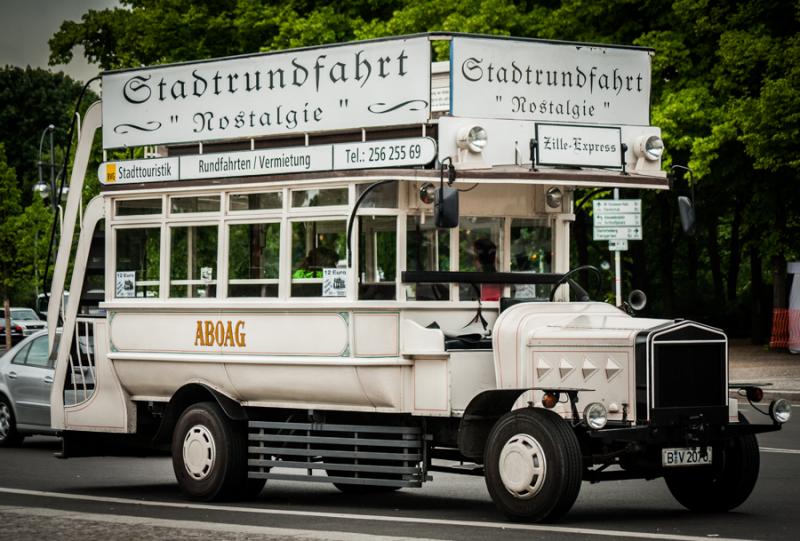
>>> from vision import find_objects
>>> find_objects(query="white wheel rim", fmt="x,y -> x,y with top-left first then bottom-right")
182,424 -> 216,480
0,403 -> 10,439
498,433 -> 547,499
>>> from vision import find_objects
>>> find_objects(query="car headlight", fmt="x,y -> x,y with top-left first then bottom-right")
770,399 -> 791,424
583,402 -> 608,430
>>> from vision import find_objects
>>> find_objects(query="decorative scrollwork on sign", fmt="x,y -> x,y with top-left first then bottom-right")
113,121 -> 162,134
368,100 -> 429,114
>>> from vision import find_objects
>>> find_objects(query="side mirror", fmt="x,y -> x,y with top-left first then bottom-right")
677,196 -> 696,236
435,184 -> 459,228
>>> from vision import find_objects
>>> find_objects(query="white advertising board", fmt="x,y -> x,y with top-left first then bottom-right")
99,157 -> 179,184
99,138 -> 436,185
333,138 -> 436,170
102,37 -> 431,148
451,36 -> 651,126
180,145 -> 332,180
535,124 -> 622,168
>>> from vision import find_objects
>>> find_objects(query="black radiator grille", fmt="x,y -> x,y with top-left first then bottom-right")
653,342 -> 726,408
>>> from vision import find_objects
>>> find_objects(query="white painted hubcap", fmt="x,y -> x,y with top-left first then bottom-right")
183,424 -> 216,480
498,433 -> 547,499
0,403 -> 10,439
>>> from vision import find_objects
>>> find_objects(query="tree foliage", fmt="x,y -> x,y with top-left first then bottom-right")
46,0 -> 800,337
0,66 -> 97,206
0,145 -> 52,307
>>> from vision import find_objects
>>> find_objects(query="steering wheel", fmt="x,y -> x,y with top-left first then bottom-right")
549,265 -> 602,302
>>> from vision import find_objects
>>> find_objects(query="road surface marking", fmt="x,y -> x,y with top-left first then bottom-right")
0,505 -> 439,541
761,447 -> 800,455
0,486 -> 753,541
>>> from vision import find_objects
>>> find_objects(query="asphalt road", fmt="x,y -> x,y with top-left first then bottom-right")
0,405 -> 798,541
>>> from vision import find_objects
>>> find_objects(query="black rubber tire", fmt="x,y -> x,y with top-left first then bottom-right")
171,401 -> 265,501
484,408 -> 583,522
0,396 -> 24,447
664,414 -> 760,512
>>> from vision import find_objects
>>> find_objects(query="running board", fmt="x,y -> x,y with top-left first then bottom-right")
247,420 -> 429,487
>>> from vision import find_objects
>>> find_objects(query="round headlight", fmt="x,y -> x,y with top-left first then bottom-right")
545,187 -> 563,209
419,182 -> 436,205
643,135 -> 664,161
583,402 -> 608,430
770,399 -> 791,424
457,125 -> 488,153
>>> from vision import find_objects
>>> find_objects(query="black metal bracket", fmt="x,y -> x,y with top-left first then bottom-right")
620,143 -> 629,175
529,138 -> 538,171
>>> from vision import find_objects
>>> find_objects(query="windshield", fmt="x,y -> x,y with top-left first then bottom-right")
11,308 -> 40,321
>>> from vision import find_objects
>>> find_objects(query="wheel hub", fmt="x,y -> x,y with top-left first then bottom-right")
182,424 -> 216,480
498,433 -> 547,499
0,403 -> 10,439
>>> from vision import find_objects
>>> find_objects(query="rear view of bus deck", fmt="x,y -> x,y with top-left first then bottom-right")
45,33 -> 788,522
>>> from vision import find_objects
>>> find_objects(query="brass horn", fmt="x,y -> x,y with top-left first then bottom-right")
627,289 -> 647,311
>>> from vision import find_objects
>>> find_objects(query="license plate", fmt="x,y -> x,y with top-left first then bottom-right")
662,447 -> 712,467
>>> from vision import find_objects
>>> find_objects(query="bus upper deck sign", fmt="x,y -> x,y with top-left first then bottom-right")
102,36 -> 431,149
450,36 -> 651,126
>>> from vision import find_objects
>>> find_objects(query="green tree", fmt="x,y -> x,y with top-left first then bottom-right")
0,145 -> 51,348
0,66 -> 97,205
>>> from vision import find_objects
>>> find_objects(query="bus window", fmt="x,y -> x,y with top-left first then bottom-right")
115,227 -> 160,298
115,198 -> 162,216
358,216 -> 396,300
291,188 -> 347,208
170,225 -> 218,298
356,182 -> 398,208
171,195 -> 221,214
510,218 -> 552,300
229,191 -> 282,212
405,216 -> 450,301
291,220 -> 346,297
459,217 -> 503,301
228,222 -> 280,297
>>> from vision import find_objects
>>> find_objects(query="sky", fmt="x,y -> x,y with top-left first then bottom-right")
0,0 -> 119,82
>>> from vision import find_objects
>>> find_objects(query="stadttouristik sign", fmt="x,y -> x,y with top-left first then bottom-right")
450,36 -> 651,126
98,137 -> 437,184
102,37 -> 431,149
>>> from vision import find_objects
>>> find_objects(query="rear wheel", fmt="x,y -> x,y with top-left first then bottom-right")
664,414 -> 759,512
171,401 -> 265,501
484,408 -> 583,522
0,397 -> 24,447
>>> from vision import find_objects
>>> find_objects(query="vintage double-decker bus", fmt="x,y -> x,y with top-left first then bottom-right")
42,33 -> 789,522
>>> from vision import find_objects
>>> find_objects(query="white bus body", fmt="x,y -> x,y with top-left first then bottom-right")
40,33 -> 787,522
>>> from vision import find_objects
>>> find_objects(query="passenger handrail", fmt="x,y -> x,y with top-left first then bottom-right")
401,270 -> 563,285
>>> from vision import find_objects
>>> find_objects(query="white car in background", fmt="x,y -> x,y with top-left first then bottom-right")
9,307 -> 47,337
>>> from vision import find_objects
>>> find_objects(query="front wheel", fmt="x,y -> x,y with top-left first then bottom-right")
0,396 -> 24,447
664,414 -> 759,512
484,408 -> 583,522
171,401 -> 265,501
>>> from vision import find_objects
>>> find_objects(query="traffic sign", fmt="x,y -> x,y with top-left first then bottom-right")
594,200 -> 641,213
594,214 -> 641,226
594,226 -> 642,240
609,239 -> 629,251
593,198 -> 642,241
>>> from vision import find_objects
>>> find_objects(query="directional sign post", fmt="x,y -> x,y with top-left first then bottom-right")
593,196 -> 643,306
